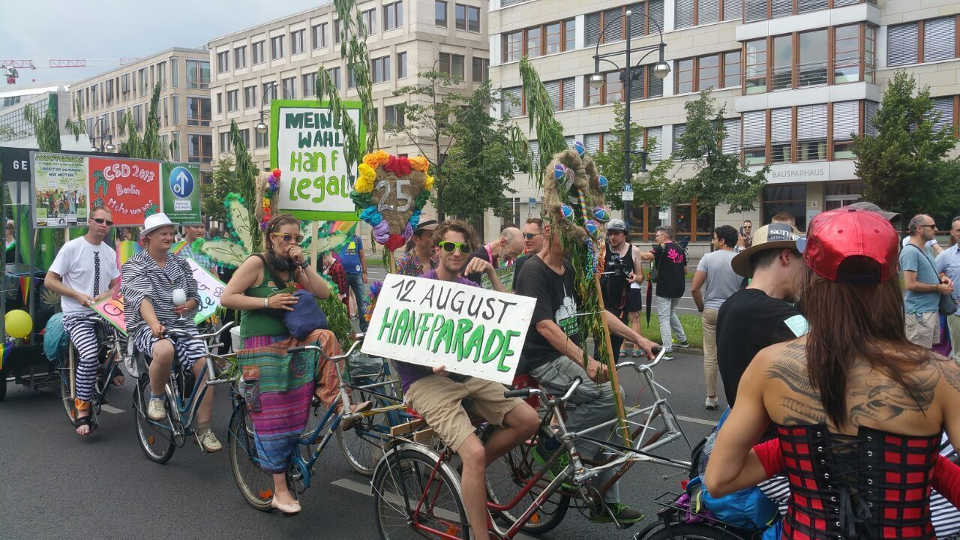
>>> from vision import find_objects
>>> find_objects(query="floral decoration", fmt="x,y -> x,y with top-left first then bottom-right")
352,150 -> 433,250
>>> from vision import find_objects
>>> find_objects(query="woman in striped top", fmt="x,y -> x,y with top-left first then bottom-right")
122,213 -> 221,453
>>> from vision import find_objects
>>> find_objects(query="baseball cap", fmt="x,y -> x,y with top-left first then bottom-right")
845,201 -> 899,222
730,222 -> 801,277
797,208 -> 898,283
607,218 -> 627,232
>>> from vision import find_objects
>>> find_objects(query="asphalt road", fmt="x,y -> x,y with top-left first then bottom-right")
0,348 -> 724,540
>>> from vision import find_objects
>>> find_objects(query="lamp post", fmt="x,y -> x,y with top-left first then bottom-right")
591,10 -> 670,238
90,116 -> 115,152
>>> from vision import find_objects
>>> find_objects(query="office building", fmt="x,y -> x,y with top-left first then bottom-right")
0,83 -> 90,151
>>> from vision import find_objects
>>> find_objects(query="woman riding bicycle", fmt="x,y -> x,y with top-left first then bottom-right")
220,213 -> 369,515
705,208 -> 960,539
121,212 -> 221,452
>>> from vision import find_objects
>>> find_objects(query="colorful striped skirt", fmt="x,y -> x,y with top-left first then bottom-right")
239,329 -> 341,474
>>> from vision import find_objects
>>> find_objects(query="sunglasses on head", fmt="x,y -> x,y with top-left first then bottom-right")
437,241 -> 468,254
522,232 -> 540,240
91,217 -> 114,226
273,232 -> 304,243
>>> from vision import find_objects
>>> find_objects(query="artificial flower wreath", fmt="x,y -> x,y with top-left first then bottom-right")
351,150 -> 433,251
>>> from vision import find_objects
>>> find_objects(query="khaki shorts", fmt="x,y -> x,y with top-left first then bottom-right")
905,311 -> 940,349
405,375 -> 523,452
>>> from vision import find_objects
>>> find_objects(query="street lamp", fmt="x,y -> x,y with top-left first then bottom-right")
255,110 -> 268,135
256,81 -> 278,135
592,9 -> 670,237
91,117 -> 115,152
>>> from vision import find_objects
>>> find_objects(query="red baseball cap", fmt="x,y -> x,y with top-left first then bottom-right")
797,208 -> 899,283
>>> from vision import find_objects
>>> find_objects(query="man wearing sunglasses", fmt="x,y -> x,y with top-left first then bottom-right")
511,218 -> 545,291
394,219 -> 538,540
44,206 -> 122,436
936,216 -> 960,362
464,226 -> 523,286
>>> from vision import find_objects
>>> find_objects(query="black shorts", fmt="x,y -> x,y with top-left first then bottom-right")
625,287 -> 643,313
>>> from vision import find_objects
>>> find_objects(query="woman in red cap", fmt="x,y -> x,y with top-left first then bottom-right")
705,208 -> 960,539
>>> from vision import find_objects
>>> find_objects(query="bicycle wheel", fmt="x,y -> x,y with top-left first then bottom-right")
133,375 -> 176,464
228,401 -> 274,512
336,389 -> 392,476
485,440 -> 570,534
641,522 -> 747,540
373,448 -> 469,540
59,346 -> 78,426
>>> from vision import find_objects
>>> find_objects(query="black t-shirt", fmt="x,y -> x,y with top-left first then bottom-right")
511,254 -> 530,290
465,246 -> 496,285
601,242 -> 635,315
652,242 -> 686,298
716,288 -> 804,406
514,255 -> 582,374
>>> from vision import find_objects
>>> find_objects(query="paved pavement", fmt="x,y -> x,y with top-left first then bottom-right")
0,348 -> 724,540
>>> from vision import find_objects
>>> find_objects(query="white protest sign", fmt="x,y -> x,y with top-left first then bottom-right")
186,258 -> 225,324
362,274 -> 536,385
271,100 -> 363,221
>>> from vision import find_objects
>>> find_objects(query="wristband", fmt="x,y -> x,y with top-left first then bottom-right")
263,297 -> 268,309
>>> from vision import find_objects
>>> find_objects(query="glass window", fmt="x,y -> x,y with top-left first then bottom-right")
676,0 -> 694,28
723,0 -> 742,20
502,87 -> 522,118
722,118 -> 741,155
605,71 -> 622,103
504,31 -> 522,62
262,82 -> 276,104
924,17 -> 956,63
864,25 -> 876,83
544,80 -> 561,111
271,36 -> 284,59
797,104 -> 827,161
698,54 -> 719,90
282,77 -> 295,99
887,23 -> 918,66
674,204 -> 692,243
647,65 -> 664,97
170,58 -> 178,88
560,77 -> 575,110
471,57 -> 488,82
676,59 -> 694,94
695,203 -> 715,242
672,124 -> 686,154
771,0 -> 792,18
328,67 -> 341,90
217,51 -> 229,73
362,9 -> 377,35
745,39 -> 767,94
244,86 -> 256,108
798,30 -> 827,86
628,3 -> 646,37
466,5 -> 480,32
932,96 -> 955,134
188,134 -> 212,164
546,23 -> 562,54
185,60 -> 209,89
312,23 -> 327,49
770,108 -> 792,163
383,2 -> 403,31
724,51 -> 741,88
772,35 -> 792,90
234,47 -> 246,69
219,132 -> 231,154
646,126 -> 662,162
455,4 -> 466,29
762,185 -> 806,231
584,12 -> 602,46
834,25 -> 859,83
526,28 -> 541,57
584,133 -> 603,154
743,110 -> 766,165
252,41 -> 265,64
700,0 -> 719,25
798,0 -> 827,12
226,90 -> 239,113
372,56 -> 391,83
385,104 -> 405,128
746,0 -> 766,22
256,126 -> 269,148
603,8 -> 622,43
398,52 -> 409,79
291,29 -> 305,54
302,72 -> 317,97
435,1 -> 447,26
586,74 -> 603,106
564,19 -> 576,51
172,95 -> 179,123
832,101 -> 858,159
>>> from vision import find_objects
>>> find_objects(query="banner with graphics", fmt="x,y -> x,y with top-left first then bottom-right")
91,296 -> 127,335
186,258 -> 225,324
361,274 -> 536,385
270,100 -> 364,221
161,162 -> 201,224
88,157 -> 161,226
30,152 -> 89,227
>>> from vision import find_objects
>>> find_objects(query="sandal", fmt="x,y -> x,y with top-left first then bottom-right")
75,414 -> 96,436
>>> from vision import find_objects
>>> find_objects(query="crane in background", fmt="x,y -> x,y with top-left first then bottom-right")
1,57 -> 140,84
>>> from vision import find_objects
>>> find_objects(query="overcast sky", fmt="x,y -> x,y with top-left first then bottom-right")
0,0 -> 326,86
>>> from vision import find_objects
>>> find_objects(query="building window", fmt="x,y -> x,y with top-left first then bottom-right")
361,9 -> 377,35
172,96 -> 179,123
334,20 -> 340,43
226,89 -> 239,112
215,93 -> 222,114
472,57 -> 488,82
252,41 -> 265,64
217,51 -> 229,73
745,39 -> 767,94
282,77 -> 296,99
724,51 -> 741,88
157,61 -> 167,88
372,56 -> 391,83
887,22 -> 919,66
262,82 -> 277,105
675,0 -> 740,29
798,30 -> 827,86
676,59 -> 694,93
383,1 -> 403,31
189,134 -> 212,164
503,31 -> 523,62
187,97 -> 211,126
584,2 -> 664,46
721,118 -> 740,156
439,53 -> 464,80
255,126 -> 269,148
743,110 -> 766,165
312,23 -> 327,49
291,29 -> 305,54
170,58 -> 178,88
502,86 -> 523,118
587,65 -> 663,106
542,78 -> 576,111
244,86 -> 256,109
762,185 -> 807,231
832,100 -> 858,159
745,0 -> 871,22
834,25 -> 859,83
455,4 -> 480,32
234,46 -> 246,69
328,67 -> 341,90
698,54 -> 720,90
864,25 -> 876,83
185,60 -> 209,89
770,108 -> 792,163
385,104 -> 405,129
924,17 -> 956,63
931,96 -> 956,134
271,35 -> 284,59
219,131 -> 232,154
302,72 -> 317,97
397,52 -> 408,79
435,1 -> 447,26
348,66 -> 356,88
772,35 -> 792,90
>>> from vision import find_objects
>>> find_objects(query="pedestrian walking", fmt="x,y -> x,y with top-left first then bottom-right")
600,218 -> 643,362
936,216 -> 960,361
901,214 -> 953,348
640,226 -> 687,360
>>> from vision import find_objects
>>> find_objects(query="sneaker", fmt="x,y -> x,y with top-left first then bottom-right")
675,339 -> 690,348
198,429 -> 223,452
704,396 -> 719,410
147,398 -> 166,421
590,502 -> 645,525
530,446 -> 574,491
662,351 -> 674,361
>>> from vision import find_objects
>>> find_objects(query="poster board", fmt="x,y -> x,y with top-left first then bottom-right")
186,258 -> 225,324
88,157 -> 161,226
30,152 -> 89,227
361,274 -> 536,385
91,297 -> 127,335
270,99 -> 364,221
161,163 -> 201,224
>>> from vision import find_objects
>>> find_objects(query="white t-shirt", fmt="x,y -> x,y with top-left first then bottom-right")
48,237 -> 120,314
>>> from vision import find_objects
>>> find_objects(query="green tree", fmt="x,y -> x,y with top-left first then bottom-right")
591,101 -> 672,210
438,82 -> 522,222
519,57 -> 565,183
118,84 -> 167,160
230,120 -> 260,251
202,157 -> 240,221
854,71 -> 960,225
668,90 -> 768,214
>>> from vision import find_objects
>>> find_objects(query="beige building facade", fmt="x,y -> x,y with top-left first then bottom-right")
207,0 -> 489,178
489,0 -> 960,254
71,48 -> 214,181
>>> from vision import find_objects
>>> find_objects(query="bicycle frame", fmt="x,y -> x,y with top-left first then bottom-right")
62,323 -> 124,415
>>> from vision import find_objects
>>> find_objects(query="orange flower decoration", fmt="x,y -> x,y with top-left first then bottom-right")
362,150 -> 391,169
408,155 -> 429,172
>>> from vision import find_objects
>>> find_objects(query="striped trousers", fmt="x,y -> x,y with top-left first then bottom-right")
61,312 -> 104,403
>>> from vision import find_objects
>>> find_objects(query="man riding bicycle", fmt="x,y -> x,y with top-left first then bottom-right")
44,206 -> 122,436
121,213 -> 221,452
393,220 -> 539,540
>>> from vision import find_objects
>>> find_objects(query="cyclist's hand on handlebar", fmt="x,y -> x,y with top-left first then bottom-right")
75,292 -> 95,307
586,358 -> 608,383
634,336 -> 658,360
149,322 -> 166,338
267,293 -> 299,311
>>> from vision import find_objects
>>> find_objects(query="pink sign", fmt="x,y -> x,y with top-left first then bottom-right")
92,297 -> 127,335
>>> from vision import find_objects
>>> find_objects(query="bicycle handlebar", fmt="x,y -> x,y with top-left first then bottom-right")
196,321 -> 235,341
503,377 -> 582,404
287,336 -> 363,358
616,345 -> 666,372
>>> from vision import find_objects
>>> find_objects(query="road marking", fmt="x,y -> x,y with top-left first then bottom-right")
677,415 -> 717,427
101,404 -> 125,415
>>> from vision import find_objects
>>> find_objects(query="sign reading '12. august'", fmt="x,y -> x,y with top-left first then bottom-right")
271,99 -> 364,221
362,274 -> 537,385
89,157 -> 161,226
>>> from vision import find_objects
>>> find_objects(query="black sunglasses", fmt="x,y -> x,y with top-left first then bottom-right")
91,217 -> 114,226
